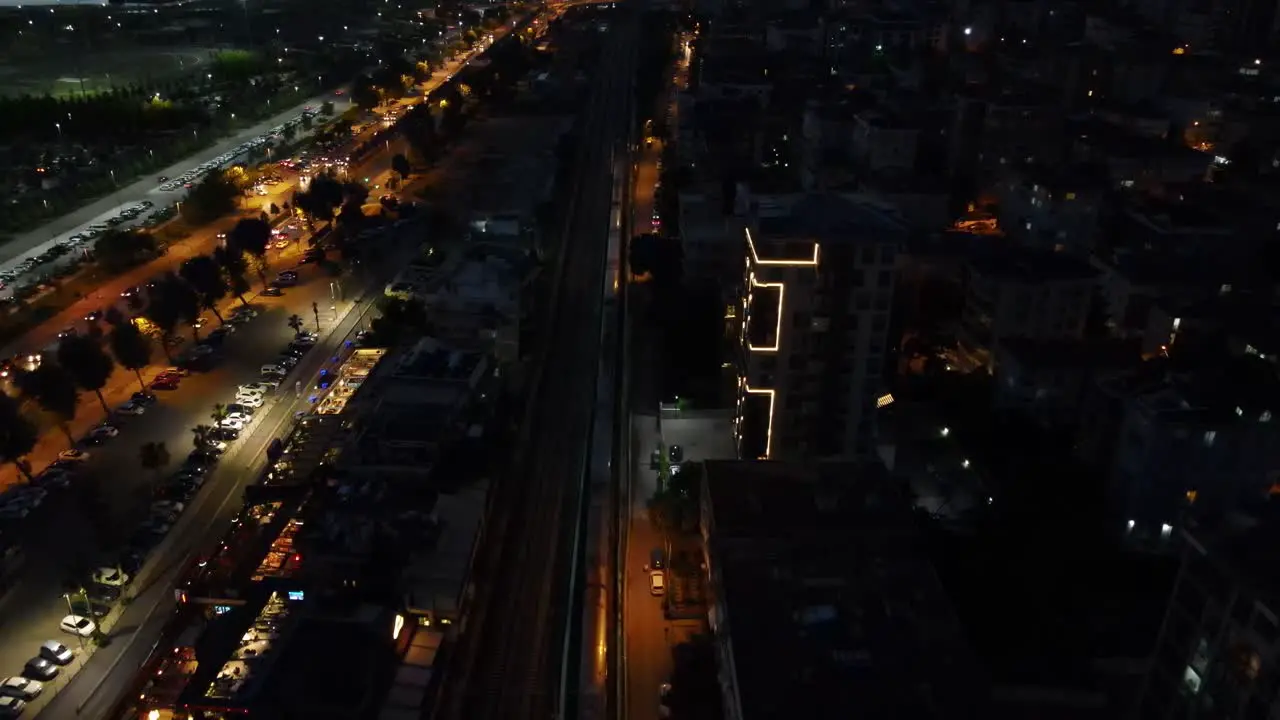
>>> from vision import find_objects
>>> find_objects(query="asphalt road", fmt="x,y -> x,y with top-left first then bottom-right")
434,6 -> 636,719
623,32 -> 690,720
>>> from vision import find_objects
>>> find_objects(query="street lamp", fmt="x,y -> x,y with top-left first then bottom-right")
54,122 -> 61,140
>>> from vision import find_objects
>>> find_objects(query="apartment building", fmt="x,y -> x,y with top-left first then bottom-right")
958,246 -> 1097,369
1075,356 -> 1280,543
734,193 -> 904,461
1136,518 -> 1280,720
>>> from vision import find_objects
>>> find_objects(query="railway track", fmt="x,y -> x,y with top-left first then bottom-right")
433,6 -> 636,720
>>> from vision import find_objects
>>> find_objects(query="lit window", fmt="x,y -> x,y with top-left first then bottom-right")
1203,430 -> 1217,446
1262,411 -> 1272,423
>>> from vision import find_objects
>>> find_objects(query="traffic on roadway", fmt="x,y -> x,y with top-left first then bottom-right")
0,17 -> 523,716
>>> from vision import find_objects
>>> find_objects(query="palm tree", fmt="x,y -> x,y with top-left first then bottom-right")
0,393 -> 38,481
210,404 -> 229,424
287,314 -> 305,336
191,424 -> 213,451
56,334 -> 116,415
107,321 -> 152,392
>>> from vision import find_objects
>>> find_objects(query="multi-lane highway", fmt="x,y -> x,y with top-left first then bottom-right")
433,5 -> 637,719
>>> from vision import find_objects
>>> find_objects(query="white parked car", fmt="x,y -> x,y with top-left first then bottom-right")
220,418 -> 246,431
89,425 -> 119,439
57,449 -> 90,462
260,364 -> 287,376
235,394 -> 265,408
0,676 -> 43,700
0,696 -> 25,717
238,383 -> 273,395
91,567 -> 128,586
59,615 -> 96,637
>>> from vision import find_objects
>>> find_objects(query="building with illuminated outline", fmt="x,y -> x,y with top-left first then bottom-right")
734,193 -> 905,461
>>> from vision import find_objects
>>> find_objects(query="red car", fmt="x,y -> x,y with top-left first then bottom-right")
151,377 -> 180,391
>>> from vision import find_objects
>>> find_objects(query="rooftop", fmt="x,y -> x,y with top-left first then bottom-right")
999,337 -> 1142,370
967,245 -> 1097,282
703,460 -> 982,719
753,192 -> 908,243
394,337 -> 486,383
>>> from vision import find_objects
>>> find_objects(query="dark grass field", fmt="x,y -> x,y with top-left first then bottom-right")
0,44 -> 216,98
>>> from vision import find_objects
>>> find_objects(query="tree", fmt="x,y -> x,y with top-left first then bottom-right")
139,441 -> 170,481
287,314 -> 305,336
370,296 -> 430,345
93,229 -> 158,272
181,170 -> 240,224
269,202 -> 280,215
321,100 -> 335,115
351,74 -> 380,111
57,334 -> 115,415
143,281 -> 183,359
0,394 -> 37,481
107,321 -> 152,392
210,403 -> 229,424
14,364 -> 78,445
214,246 -> 252,305
228,217 -> 271,276
180,255 -> 229,323
392,153 -> 410,179
191,424 -> 213,451
166,276 -> 203,340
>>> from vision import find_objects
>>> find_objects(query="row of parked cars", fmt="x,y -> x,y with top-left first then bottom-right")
0,200 -> 156,291
157,107 -> 317,194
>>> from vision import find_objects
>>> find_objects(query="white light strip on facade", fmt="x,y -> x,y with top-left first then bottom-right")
746,275 -> 784,352
743,384 -> 775,459
745,227 -> 820,266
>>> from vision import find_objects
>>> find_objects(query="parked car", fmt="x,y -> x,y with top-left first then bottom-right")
0,695 -> 27,717
91,567 -> 128,587
23,658 -> 57,681
58,615 -> 95,637
39,641 -> 72,665
0,676 -> 43,700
